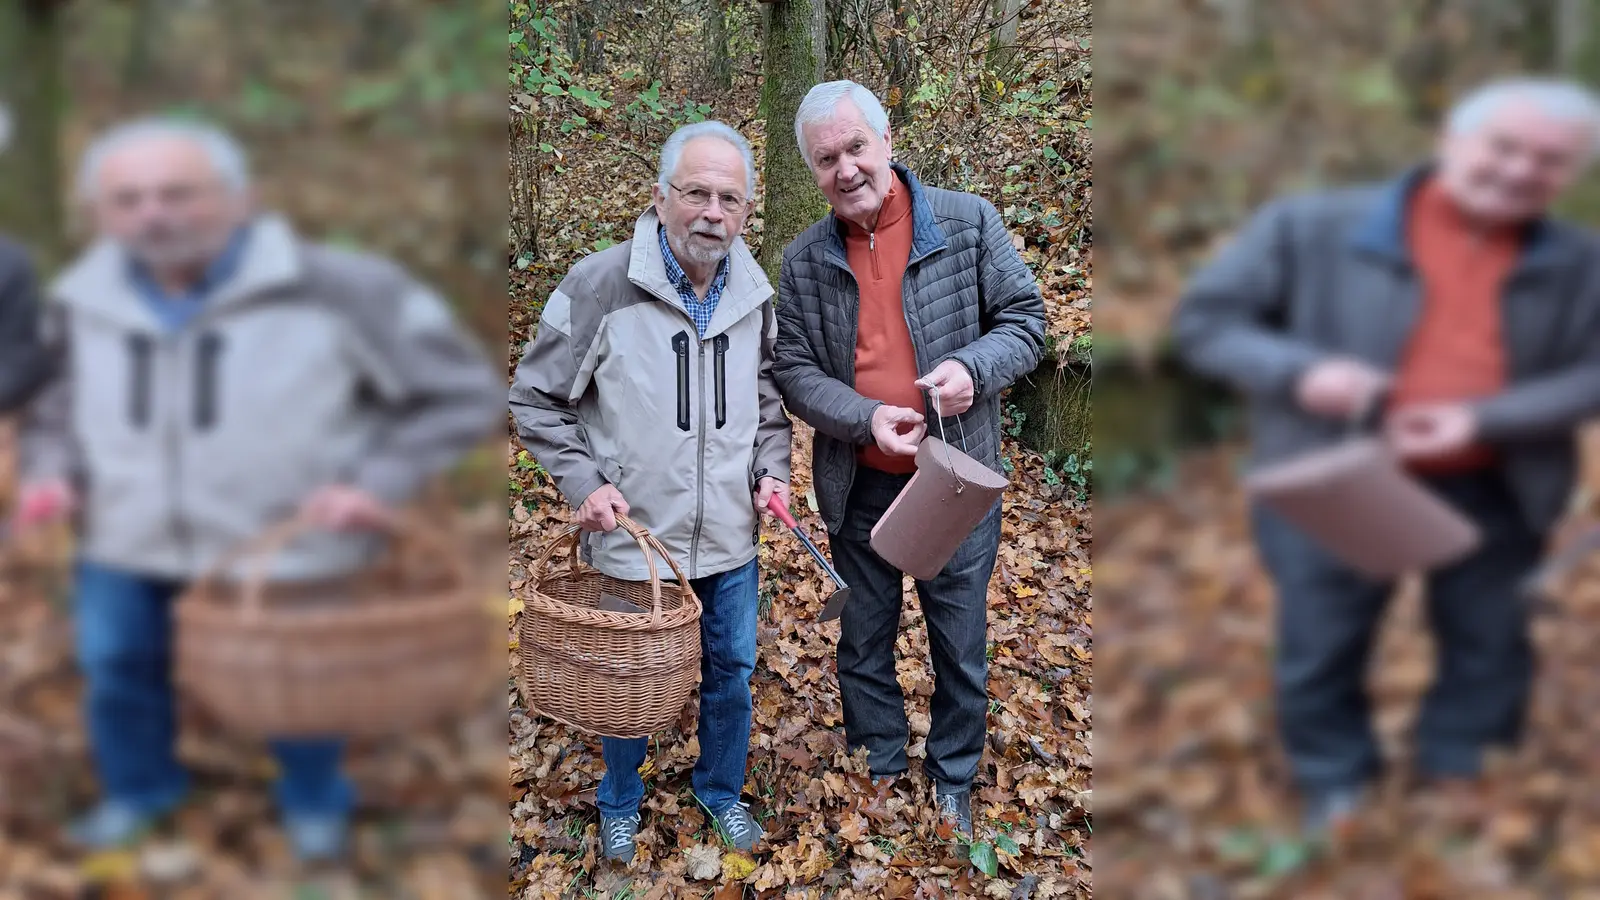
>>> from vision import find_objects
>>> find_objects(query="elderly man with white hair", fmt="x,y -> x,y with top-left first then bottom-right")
771,80 -> 1046,839
11,116 -> 503,859
1173,76 -> 1600,837
511,120 -> 792,862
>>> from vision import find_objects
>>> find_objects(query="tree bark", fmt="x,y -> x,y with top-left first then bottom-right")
0,0 -> 65,269
1521,0 -> 1558,71
759,0 -> 830,285
886,0 -> 918,126
568,0 -> 606,73
984,0 -> 1022,91
706,0 -> 732,89
1562,0 -> 1594,74
811,0 -> 828,83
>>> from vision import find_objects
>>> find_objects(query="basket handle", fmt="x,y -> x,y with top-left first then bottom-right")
190,509 -> 470,619
529,514 -> 691,625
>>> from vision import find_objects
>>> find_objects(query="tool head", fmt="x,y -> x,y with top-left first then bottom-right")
819,586 -> 851,622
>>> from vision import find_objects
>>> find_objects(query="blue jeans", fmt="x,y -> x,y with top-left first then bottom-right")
73,560 -> 354,818
597,558 -> 759,818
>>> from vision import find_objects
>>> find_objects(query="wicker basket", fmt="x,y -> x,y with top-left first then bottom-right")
517,515 -> 702,738
174,511 -> 501,739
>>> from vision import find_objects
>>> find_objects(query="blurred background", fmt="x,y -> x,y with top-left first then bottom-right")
0,0 -> 506,896
1096,0 -> 1600,897
507,0 -> 1088,895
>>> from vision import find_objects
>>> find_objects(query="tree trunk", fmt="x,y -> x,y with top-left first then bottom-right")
886,0 -> 918,126
569,0 -> 606,73
706,0 -> 732,89
984,0 -> 1022,92
0,0 -> 65,269
811,0 -> 828,83
1564,0 -> 1595,74
1521,0 -> 1558,70
759,0 -> 830,285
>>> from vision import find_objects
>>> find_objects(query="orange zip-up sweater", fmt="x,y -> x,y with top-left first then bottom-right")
847,173 -> 922,474
1388,176 -> 1521,474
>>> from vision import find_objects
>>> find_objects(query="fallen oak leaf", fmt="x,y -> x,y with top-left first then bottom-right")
685,844 -> 723,881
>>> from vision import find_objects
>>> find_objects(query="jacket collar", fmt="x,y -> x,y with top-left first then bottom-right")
824,161 -> 950,268
54,213 -> 304,331
1348,162 -> 1574,272
626,207 -> 772,335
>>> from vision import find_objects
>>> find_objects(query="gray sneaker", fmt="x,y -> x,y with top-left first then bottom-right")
600,814 -> 641,862
936,787 -> 973,839
67,801 -> 157,850
711,802 -> 764,852
284,813 -> 349,862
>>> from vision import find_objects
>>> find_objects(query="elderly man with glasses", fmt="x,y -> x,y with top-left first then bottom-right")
11,116 -> 503,861
511,121 -> 792,863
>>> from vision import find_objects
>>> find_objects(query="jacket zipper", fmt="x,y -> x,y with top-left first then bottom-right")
870,231 -> 880,279
163,335 -> 191,568
673,332 -> 691,431
127,334 -> 153,428
713,334 -> 728,429
194,331 -> 223,431
690,340 -> 708,576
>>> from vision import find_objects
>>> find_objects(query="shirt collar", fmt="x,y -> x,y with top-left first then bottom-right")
658,225 -> 729,294
128,222 -> 253,299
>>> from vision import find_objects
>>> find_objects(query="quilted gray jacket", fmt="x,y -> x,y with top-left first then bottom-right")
0,236 -> 50,412
773,162 -> 1046,534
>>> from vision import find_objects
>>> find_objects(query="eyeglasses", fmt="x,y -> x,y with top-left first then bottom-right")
668,182 -> 749,216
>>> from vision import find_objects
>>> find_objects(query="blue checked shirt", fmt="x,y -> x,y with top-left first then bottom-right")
659,226 -> 728,338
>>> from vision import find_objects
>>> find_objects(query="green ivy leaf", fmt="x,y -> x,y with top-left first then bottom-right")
969,842 -> 999,877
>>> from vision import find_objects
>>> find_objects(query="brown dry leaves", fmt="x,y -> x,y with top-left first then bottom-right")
508,415 -> 1090,898
1097,443 -> 1600,898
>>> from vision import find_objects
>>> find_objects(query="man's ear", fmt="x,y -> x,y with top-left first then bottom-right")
883,127 -> 894,159
651,183 -> 668,219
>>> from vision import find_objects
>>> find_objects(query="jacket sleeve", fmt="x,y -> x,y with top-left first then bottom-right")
508,273 -> 609,509
0,244 -> 52,414
1169,197 -> 1330,399
941,198 -> 1047,399
16,301 -> 80,486
752,299 -> 794,482
344,278 -> 505,506
1473,269 -> 1600,442
772,253 -> 881,446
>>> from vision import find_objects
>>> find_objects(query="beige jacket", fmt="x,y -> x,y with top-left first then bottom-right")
18,214 -> 503,580
510,209 -> 792,581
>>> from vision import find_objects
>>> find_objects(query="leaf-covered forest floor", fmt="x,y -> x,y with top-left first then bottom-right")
1098,433 -> 1600,899
506,0 -> 1091,894
0,4 -> 508,897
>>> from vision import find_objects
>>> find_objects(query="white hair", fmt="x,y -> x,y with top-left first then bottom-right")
657,121 -> 756,197
75,116 -> 251,203
1446,76 -> 1600,159
794,80 -> 890,164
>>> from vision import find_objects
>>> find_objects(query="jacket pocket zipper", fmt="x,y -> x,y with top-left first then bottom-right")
713,334 -> 728,429
127,334 -> 153,429
194,331 -> 223,431
673,331 -> 691,431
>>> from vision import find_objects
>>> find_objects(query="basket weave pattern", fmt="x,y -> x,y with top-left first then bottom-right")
174,512 -> 500,739
517,515 -> 702,739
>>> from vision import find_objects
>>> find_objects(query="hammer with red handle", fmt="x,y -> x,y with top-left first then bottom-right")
766,492 -> 852,621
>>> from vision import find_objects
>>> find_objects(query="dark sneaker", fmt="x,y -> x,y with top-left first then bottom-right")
935,787 -> 973,839
600,814 -> 641,863
711,802 -> 764,852
284,813 -> 349,862
1301,785 -> 1365,842
68,801 -> 157,850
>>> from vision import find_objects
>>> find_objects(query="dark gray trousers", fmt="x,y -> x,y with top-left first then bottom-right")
1252,466 -> 1544,791
828,467 -> 1002,791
